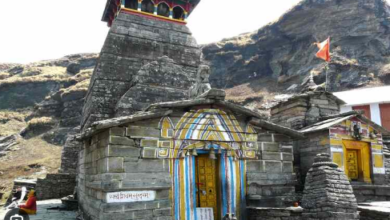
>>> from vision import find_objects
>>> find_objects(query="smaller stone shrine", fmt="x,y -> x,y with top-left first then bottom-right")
270,90 -> 390,203
301,154 -> 359,220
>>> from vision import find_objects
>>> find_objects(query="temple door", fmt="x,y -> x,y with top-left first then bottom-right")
346,150 -> 359,180
196,155 -> 219,220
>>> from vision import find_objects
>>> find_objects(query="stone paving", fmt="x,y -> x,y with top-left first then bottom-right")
0,199 -> 77,220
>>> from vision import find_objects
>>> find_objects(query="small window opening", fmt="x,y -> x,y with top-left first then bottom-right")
125,0 -> 138,10
173,6 -> 184,20
157,2 -> 170,17
141,0 -> 154,14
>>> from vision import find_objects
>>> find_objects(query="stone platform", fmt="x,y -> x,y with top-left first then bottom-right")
0,199 -> 77,220
359,202 -> 390,219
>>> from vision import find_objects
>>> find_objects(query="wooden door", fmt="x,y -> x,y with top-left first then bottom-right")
380,104 -> 390,131
196,155 -> 219,220
353,105 -> 371,120
346,150 -> 359,180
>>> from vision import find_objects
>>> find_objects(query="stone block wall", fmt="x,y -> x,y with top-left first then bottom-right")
247,131 -> 298,207
353,185 -> 390,202
36,174 -> 76,200
78,127 -> 172,220
294,130 -> 331,184
270,92 -> 340,130
384,137 -> 390,184
81,12 -> 201,130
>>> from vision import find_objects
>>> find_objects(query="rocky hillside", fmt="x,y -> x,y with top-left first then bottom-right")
0,53 -> 98,148
203,0 -> 390,105
0,54 -> 97,199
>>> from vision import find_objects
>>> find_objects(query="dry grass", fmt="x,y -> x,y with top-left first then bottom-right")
226,83 -> 278,103
0,110 -> 30,137
0,136 -> 62,203
28,117 -> 55,126
0,66 -> 70,87
218,32 -> 255,47
225,82 -> 281,113
0,72 -> 10,80
61,78 -> 90,96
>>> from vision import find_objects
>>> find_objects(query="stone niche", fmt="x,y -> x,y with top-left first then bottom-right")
77,99 -> 302,220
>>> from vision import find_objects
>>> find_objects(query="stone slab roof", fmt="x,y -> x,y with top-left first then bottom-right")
300,111 -> 390,135
272,91 -> 346,109
80,89 -> 304,140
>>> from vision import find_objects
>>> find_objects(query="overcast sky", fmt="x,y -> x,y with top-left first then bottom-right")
0,0 -> 388,64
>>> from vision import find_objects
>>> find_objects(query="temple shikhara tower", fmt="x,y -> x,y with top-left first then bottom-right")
81,0 -> 201,130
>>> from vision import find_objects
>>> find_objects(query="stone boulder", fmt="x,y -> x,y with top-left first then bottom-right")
67,63 -> 81,74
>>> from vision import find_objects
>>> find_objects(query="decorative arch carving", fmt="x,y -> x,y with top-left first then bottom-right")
160,117 -> 174,138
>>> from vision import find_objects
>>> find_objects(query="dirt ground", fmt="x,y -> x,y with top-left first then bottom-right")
0,136 -> 62,206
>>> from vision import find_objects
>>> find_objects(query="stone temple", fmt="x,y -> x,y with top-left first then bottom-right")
43,0 -> 390,219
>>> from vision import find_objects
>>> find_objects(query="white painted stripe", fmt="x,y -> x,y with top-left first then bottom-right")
371,103 -> 382,126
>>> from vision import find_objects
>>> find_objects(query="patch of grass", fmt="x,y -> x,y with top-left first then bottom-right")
0,110 -> 30,136
61,79 -> 90,96
0,72 -> 10,80
28,117 -> 55,126
22,117 -> 56,138
0,66 -> 70,88
225,82 -> 279,111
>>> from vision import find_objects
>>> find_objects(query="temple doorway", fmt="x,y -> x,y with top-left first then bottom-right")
196,154 -> 220,220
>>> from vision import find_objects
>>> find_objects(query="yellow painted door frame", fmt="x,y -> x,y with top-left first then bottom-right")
342,140 -> 372,183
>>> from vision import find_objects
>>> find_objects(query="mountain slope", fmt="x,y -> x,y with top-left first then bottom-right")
203,0 -> 390,95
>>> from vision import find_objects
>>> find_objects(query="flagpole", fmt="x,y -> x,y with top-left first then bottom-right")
325,63 -> 329,92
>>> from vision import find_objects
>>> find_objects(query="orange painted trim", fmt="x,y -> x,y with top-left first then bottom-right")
121,8 -> 186,25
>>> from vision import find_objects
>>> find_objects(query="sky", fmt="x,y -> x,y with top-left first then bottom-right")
0,0 -> 387,64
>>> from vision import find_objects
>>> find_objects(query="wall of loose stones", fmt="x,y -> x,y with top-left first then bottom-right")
36,174 -> 76,200
78,127 -> 172,220
81,12 -> 201,130
247,130 -> 298,207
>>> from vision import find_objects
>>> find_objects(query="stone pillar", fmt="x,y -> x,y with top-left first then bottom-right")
301,154 -> 359,219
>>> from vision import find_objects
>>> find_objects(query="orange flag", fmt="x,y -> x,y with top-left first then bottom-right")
315,38 -> 330,62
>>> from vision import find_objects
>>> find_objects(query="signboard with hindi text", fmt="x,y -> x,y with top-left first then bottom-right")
106,191 -> 156,203
196,208 -> 214,220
